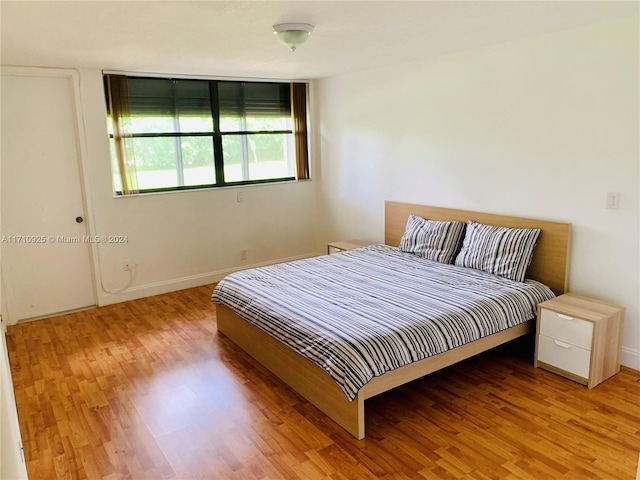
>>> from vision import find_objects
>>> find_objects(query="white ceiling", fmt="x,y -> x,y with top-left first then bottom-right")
1,1 -> 638,80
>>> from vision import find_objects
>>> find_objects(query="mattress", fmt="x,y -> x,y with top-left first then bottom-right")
212,244 -> 555,401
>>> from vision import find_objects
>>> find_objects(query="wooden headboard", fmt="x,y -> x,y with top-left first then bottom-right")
384,201 -> 571,295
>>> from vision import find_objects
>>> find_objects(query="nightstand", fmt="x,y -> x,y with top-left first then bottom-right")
534,293 -> 625,388
327,239 -> 373,255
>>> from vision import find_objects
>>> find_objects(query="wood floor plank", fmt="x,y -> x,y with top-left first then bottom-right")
6,284 -> 640,479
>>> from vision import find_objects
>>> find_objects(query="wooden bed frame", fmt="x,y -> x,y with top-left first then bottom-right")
216,201 -> 572,439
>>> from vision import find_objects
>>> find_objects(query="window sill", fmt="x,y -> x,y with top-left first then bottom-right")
111,178 -> 311,198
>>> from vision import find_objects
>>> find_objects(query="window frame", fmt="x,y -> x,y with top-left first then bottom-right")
104,73 -> 310,196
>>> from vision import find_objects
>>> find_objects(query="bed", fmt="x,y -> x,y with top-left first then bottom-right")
212,201 -> 571,439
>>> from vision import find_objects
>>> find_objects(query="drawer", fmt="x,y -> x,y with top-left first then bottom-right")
539,308 -> 593,350
537,334 -> 591,379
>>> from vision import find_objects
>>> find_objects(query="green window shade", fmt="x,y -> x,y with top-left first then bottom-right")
105,74 -> 309,194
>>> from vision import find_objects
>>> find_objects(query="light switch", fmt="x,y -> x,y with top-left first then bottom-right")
606,192 -> 620,210
237,191 -> 244,203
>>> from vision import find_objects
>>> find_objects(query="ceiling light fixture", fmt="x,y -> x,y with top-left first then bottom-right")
272,23 -> 314,52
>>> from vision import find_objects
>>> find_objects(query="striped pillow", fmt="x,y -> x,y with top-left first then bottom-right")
454,221 -> 541,282
399,215 -> 466,264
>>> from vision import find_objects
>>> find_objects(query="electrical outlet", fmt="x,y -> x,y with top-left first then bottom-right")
123,260 -> 131,271
237,191 -> 245,203
240,249 -> 248,261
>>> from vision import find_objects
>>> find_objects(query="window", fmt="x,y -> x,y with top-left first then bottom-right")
105,74 -> 309,195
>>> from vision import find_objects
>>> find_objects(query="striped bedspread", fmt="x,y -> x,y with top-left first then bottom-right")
212,244 -> 554,401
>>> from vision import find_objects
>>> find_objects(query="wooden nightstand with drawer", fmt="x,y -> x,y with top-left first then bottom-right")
327,240 -> 373,255
534,293 -> 625,388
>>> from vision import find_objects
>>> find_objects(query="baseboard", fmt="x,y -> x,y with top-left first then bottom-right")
97,252 -> 321,306
621,346 -> 640,372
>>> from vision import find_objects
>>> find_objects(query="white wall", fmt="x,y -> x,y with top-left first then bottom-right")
317,16 -> 640,368
0,72 -> 28,477
76,71 -> 323,306
1,321 -> 28,480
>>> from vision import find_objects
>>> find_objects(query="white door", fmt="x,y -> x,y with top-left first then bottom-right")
1,71 -> 95,322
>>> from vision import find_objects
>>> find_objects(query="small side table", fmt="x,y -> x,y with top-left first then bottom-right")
534,292 -> 625,388
327,239 -> 373,255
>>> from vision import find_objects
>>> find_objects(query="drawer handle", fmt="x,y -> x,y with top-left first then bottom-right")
557,313 -> 574,321
553,339 -> 573,349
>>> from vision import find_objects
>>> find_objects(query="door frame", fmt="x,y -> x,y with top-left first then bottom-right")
1,66 -> 99,323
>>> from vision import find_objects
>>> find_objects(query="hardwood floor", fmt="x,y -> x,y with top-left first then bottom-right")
6,284 -> 640,479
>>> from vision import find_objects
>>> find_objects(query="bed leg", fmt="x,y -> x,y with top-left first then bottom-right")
355,396 -> 365,440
